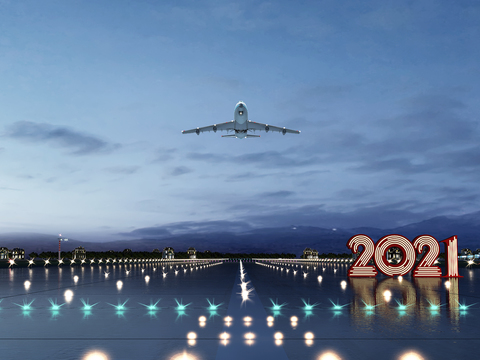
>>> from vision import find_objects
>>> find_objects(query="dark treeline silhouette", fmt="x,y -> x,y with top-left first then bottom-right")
28,250 -> 297,259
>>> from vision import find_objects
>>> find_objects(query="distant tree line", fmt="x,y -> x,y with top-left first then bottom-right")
27,250 -> 297,259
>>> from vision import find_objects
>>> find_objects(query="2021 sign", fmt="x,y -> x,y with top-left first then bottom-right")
347,234 -> 460,278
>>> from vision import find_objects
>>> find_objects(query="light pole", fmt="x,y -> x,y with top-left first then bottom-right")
58,234 -> 68,260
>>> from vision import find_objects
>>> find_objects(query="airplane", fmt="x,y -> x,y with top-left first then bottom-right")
181,101 -> 301,139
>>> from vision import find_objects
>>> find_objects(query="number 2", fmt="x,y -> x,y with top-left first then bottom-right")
347,235 -> 377,277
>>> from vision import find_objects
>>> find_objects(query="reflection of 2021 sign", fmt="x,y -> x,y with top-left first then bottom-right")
347,234 -> 461,278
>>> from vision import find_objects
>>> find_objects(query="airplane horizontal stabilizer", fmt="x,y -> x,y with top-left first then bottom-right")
245,134 -> 260,138
221,135 -> 236,138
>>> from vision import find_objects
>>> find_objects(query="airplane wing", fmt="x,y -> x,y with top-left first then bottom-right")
247,121 -> 300,135
182,121 -> 235,135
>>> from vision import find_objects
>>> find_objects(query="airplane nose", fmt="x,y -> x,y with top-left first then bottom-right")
238,103 -> 244,108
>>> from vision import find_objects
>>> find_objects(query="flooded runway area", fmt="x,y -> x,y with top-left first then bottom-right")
0,260 -> 478,359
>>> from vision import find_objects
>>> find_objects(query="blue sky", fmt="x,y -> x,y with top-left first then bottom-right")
0,0 -> 479,241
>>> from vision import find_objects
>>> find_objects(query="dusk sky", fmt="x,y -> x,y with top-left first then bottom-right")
1,1 -> 479,241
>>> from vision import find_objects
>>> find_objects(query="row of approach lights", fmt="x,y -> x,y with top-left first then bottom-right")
9,258 -> 216,268
257,262 -> 474,313
239,261 -> 254,302
256,260 -> 346,279
8,294 -> 474,319
22,262 -> 221,288
20,262 -> 222,289
8,297 -> 225,312
188,316 -> 316,347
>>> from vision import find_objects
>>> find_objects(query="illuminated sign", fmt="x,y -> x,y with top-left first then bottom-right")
347,234 -> 461,278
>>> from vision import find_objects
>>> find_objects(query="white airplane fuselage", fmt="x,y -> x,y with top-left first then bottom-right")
181,100 -> 300,138
233,101 -> 249,138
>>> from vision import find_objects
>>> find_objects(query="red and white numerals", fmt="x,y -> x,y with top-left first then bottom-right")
347,235 -> 377,277
347,234 -> 461,278
412,235 -> 442,277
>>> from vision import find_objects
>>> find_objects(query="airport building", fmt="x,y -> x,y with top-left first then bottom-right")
73,246 -> 86,260
11,248 -> 25,259
187,247 -> 196,259
0,247 -> 25,260
163,247 -> 174,259
302,248 -> 313,259
0,247 -> 8,260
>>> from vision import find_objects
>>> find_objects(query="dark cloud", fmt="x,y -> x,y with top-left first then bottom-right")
17,174 -> 35,180
120,220 -> 253,237
261,190 -> 295,198
187,150 -> 318,168
225,171 -> 273,182
162,220 -> 253,233
5,121 -> 121,155
104,166 -> 140,175
284,93 -> 480,177
334,188 -> 375,199
152,147 -> 177,163
350,158 -> 434,174
119,226 -> 171,238
0,186 -> 21,191
171,166 -> 193,176
234,201 -> 446,230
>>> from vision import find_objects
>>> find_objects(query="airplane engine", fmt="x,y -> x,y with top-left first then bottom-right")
213,125 -> 217,132
195,128 -> 200,135
265,125 -> 269,133
282,128 -> 286,135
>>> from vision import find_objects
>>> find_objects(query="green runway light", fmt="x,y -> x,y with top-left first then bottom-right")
301,298 -> 320,311
14,299 -> 35,311
456,300 -> 476,311
329,299 -> 349,310
48,299 -> 65,311
269,298 -> 287,311
108,299 -> 129,311
207,299 -> 223,311
81,299 -> 98,311
361,300 -> 378,311
394,299 -> 411,311
426,299 -> 443,311
139,300 -> 161,311
175,299 -> 191,311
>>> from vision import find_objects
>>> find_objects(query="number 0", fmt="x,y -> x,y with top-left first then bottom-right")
374,235 -> 416,277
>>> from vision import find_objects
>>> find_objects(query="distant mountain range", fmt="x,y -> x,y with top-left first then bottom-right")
0,211 -> 479,256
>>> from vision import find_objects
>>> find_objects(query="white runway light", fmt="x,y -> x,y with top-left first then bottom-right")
82,350 -> 109,360
64,289 -> 74,303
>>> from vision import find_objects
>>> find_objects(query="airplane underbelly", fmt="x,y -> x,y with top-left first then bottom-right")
234,119 -> 247,129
